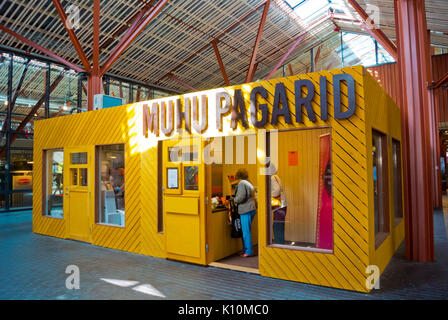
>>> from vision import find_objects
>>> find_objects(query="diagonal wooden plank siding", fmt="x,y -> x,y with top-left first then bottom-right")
33,65 -> 403,293
34,106 -> 143,254
245,66 -> 370,292
363,68 -> 405,276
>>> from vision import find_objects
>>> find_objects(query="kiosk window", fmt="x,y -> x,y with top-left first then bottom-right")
168,146 -> 198,163
184,166 -> 199,190
182,151 -> 198,162
392,139 -> 403,224
71,152 -> 87,164
267,128 -> 333,252
80,168 -> 88,186
372,130 -> 390,246
168,147 -> 181,162
43,149 -> 64,218
167,168 -> 179,189
96,144 -> 125,227
70,168 -> 78,186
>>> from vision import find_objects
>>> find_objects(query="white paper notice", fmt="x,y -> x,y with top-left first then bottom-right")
167,168 -> 178,189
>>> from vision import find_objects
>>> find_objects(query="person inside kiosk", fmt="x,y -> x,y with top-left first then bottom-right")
232,169 -> 256,257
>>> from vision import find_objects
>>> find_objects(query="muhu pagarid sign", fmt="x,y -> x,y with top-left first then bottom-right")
143,73 -> 356,137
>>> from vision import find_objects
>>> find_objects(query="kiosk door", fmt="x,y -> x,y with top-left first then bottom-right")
162,137 -> 207,265
65,147 -> 92,242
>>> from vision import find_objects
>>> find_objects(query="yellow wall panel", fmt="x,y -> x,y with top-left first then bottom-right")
34,106 -> 143,255
364,70 -> 405,275
33,65 -> 404,293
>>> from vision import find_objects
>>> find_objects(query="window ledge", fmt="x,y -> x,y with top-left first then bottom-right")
375,232 -> 390,249
96,222 -> 125,229
394,217 -> 403,227
267,244 -> 333,254
42,215 -> 64,220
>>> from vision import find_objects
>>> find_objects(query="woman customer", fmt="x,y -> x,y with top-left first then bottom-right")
233,168 -> 257,257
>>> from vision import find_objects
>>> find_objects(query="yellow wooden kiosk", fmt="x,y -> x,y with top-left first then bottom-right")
33,65 -> 405,292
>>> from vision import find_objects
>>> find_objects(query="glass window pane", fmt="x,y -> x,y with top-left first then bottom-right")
167,168 -> 179,189
168,147 -> 181,162
269,129 -> 333,250
372,130 -> 390,242
182,151 -> 198,162
71,152 -> 87,164
70,168 -> 78,186
97,144 -> 125,226
80,168 -> 88,186
10,151 -> 33,209
392,139 -> 403,224
184,166 -> 199,190
50,67 -> 79,117
0,151 -> 5,210
43,149 -> 64,218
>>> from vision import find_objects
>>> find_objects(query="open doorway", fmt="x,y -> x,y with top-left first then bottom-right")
205,134 -> 259,274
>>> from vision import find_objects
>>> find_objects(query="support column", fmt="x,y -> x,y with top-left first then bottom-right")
428,28 -> 442,208
77,73 -> 84,113
5,53 -> 13,211
45,63 -> 51,118
87,74 -> 102,111
395,0 -> 434,261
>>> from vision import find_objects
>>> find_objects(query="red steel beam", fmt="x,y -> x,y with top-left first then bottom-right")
395,0 -> 434,262
93,1 -> 155,57
54,101 -> 72,117
427,28 -> 442,208
4,73 -> 65,151
314,45 -> 322,67
104,2 -> 154,62
287,64 -> 294,76
211,40 -> 230,86
10,61 -> 30,109
92,0 -> 100,75
52,0 -> 91,72
164,11 -> 249,59
265,33 -> 305,80
20,70 -> 42,97
0,60 -> 30,139
347,0 -> 398,60
166,73 -> 198,92
87,74 -> 102,111
246,0 -> 271,83
255,13 -> 329,69
432,72 -> 448,89
136,86 -> 141,101
100,0 -> 169,76
156,1 -> 268,84
0,24 -> 84,72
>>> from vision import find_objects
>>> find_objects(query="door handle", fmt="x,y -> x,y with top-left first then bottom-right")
65,193 -> 69,196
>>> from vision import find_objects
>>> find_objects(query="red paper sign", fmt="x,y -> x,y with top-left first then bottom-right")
288,151 -> 298,166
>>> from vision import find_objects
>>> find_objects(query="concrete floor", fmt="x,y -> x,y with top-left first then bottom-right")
0,209 -> 447,300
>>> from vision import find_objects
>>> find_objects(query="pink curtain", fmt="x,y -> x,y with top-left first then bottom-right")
315,134 -> 333,250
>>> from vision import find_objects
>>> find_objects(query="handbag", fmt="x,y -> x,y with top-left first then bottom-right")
229,198 -> 242,238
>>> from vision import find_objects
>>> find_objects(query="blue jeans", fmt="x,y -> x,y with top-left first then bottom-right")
240,210 -> 256,255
